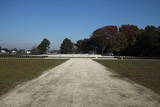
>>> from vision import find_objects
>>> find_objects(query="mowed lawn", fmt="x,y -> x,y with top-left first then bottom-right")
95,59 -> 160,94
0,58 -> 67,96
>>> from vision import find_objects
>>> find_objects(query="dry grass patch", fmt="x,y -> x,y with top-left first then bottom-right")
0,59 -> 67,96
95,59 -> 160,94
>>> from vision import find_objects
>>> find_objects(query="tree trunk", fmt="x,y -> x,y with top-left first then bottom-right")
101,47 -> 106,55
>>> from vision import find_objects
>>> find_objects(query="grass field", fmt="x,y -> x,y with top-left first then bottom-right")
95,59 -> 160,94
0,59 -> 67,96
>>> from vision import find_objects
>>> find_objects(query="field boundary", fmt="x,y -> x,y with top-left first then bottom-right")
1,54 -> 160,60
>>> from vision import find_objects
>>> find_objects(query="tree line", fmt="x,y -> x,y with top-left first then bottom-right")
1,24 -> 159,56
60,24 -> 160,56
0,38 -> 50,55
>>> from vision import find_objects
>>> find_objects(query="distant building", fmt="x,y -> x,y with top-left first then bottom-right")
11,50 -> 17,54
26,50 -> 31,54
1,50 -> 7,53
1,49 -> 9,54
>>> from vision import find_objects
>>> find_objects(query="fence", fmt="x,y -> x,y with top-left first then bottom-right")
0,54 -> 159,59
0,54 -> 47,58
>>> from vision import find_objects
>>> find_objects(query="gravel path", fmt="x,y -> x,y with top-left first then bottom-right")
0,58 -> 160,107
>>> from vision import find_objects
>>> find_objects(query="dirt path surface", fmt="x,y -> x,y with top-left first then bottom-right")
0,58 -> 160,107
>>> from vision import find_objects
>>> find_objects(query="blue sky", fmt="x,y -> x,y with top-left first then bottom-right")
0,0 -> 160,50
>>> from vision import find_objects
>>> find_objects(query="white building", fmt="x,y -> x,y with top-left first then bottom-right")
1,50 -> 7,53
11,50 -> 17,54
26,50 -> 31,54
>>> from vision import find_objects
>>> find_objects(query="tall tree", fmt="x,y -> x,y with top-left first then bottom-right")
131,29 -> 145,56
31,38 -> 50,54
119,25 -> 139,55
60,38 -> 73,54
91,26 -> 118,54
76,38 -> 91,53
142,26 -> 160,56
111,32 -> 128,55
37,38 -> 50,54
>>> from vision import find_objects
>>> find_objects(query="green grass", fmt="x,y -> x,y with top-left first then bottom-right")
95,59 -> 160,94
0,59 -> 67,96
